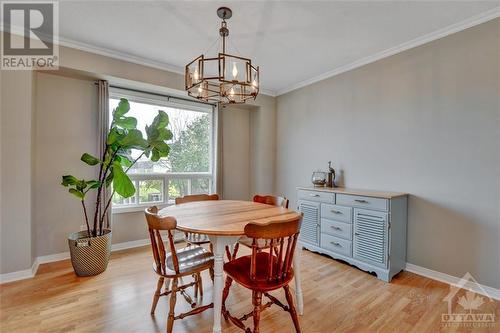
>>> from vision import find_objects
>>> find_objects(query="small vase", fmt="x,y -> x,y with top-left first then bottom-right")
68,229 -> 112,276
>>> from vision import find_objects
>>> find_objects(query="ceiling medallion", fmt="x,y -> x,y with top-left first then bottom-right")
185,7 -> 259,104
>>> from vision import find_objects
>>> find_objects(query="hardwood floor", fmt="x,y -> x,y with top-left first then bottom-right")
1,245 -> 498,333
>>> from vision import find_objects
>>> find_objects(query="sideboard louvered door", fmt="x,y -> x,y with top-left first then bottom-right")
353,209 -> 389,268
298,200 -> 320,246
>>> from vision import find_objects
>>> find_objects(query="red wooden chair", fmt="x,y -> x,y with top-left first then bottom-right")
222,215 -> 302,333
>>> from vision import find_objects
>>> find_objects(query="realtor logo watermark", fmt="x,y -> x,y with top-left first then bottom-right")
1,1 -> 59,70
442,272 -> 496,328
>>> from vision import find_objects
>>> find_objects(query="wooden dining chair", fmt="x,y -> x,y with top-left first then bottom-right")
252,194 -> 289,208
175,194 -> 219,248
175,193 -> 219,280
145,206 -> 214,333
222,215 -> 302,333
227,195 -> 289,261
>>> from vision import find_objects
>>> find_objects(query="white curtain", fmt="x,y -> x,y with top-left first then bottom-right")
97,80 -> 111,229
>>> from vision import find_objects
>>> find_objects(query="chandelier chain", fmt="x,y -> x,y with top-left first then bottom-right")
204,36 -> 221,55
228,38 -> 243,57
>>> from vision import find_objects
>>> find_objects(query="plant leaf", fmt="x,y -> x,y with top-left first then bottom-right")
113,98 -> 130,119
159,128 -> 173,141
107,127 -> 123,145
152,111 -> 169,129
116,154 -> 133,167
61,175 -> 78,187
150,149 -> 160,162
86,180 -> 101,189
81,153 -> 100,166
76,179 -> 87,191
69,188 -> 84,199
115,116 -> 137,129
121,129 -> 147,149
112,161 -> 135,198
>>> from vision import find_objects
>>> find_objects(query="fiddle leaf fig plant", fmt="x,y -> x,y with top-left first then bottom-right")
62,98 -> 172,237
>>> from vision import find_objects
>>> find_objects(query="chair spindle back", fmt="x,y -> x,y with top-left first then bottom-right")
144,206 -> 180,274
253,194 -> 289,208
244,215 -> 302,283
175,193 -> 220,205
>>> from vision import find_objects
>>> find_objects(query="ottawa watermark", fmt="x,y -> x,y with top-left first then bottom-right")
1,1 -> 59,70
441,272 -> 496,328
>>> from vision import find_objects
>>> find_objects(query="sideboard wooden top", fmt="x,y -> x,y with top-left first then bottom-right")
297,186 -> 408,199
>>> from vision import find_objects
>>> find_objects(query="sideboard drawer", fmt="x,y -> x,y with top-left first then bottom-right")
336,194 -> 388,211
321,234 -> 352,257
297,189 -> 335,204
321,204 -> 352,223
321,219 -> 352,240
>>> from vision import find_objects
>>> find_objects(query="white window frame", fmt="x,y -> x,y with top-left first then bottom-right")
109,87 -> 217,214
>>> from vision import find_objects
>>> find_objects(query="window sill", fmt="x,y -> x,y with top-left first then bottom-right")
112,203 -> 170,214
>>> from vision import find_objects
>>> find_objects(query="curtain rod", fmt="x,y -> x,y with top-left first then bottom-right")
107,84 -> 217,108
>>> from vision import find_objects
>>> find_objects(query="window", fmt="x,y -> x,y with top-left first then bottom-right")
110,88 -> 216,213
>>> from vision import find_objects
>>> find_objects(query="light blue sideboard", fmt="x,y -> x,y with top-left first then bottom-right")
297,187 -> 408,282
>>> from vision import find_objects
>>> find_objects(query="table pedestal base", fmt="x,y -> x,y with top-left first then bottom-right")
208,235 -> 241,333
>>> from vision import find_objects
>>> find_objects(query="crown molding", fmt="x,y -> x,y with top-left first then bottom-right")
276,6 -> 500,96
58,36 -> 186,75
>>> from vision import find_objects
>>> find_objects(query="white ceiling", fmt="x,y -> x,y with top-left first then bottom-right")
55,1 -> 500,95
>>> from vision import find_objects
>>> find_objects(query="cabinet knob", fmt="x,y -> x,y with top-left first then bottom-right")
331,226 -> 342,231
310,194 -> 320,197
331,210 -> 342,214
330,242 -> 341,247
355,232 -> 361,236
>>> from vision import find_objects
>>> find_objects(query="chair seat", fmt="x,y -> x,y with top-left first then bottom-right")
184,233 -> 211,245
154,245 -> 213,277
224,253 -> 294,292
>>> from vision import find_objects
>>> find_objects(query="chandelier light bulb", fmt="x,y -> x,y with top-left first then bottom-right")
193,68 -> 199,81
229,87 -> 235,97
252,79 -> 258,87
232,62 -> 238,79
198,85 -> 203,93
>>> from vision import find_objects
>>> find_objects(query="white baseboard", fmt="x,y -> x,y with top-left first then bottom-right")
0,238 -> 150,284
36,252 -> 71,265
0,261 -> 39,284
405,263 -> 500,301
111,238 -> 150,252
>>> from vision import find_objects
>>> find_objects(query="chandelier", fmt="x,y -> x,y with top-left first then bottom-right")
185,7 -> 259,104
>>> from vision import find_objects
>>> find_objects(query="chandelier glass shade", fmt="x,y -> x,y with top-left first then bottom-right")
185,7 -> 259,104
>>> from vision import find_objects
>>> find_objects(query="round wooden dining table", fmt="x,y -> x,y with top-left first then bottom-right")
159,200 -> 304,333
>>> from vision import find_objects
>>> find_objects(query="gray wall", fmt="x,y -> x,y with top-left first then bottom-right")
34,73 -> 98,257
222,105 -> 251,200
276,19 -> 500,288
0,71 -> 36,274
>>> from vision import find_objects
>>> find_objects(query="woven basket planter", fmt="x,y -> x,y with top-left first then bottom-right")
68,229 -> 112,277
